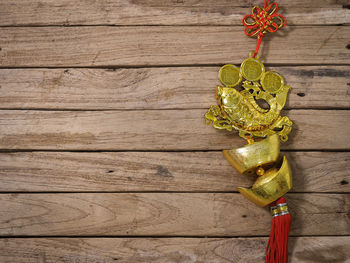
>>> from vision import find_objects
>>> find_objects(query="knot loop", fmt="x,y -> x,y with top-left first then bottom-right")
242,0 -> 286,57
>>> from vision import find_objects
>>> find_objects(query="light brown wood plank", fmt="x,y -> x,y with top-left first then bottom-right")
0,0 -> 349,26
0,193 -> 348,236
1,26 -> 349,67
1,66 -> 349,110
0,109 -> 348,150
0,237 -> 349,263
0,152 -> 348,193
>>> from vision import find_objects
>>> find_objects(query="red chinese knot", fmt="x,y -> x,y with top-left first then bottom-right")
242,0 -> 287,57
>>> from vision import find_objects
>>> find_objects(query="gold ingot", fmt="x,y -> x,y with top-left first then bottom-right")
223,134 -> 280,176
238,155 -> 293,207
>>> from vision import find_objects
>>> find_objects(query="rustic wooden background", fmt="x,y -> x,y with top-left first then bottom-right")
0,0 -> 349,262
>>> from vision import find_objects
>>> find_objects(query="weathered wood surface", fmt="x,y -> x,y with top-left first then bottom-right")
0,109 -> 348,150
1,66 -> 349,110
0,193 -> 348,236
0,237 -> 349,263
1,26 -> 349,67
0,0 -> 349,26
0,151 -> 348,193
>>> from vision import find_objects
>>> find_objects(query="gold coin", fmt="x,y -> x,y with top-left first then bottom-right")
261,71 -> 284,93
240,58 -> 265,81
219,64 -> 241,87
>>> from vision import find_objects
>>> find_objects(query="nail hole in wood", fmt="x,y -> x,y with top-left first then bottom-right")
297,92 -> 305,97
340,180 -> 349,185
108,170 -> 114,173
346,44 -> 350,49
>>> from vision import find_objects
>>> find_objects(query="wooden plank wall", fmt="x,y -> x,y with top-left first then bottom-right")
0,0 -> 349,262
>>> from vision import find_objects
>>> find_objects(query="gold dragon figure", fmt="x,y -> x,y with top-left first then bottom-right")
205,55 -> 292,142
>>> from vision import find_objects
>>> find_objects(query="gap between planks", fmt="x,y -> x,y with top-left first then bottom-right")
0,24 -> 350,28
1,63 -> 350,68
0,108 -> 348,111
0,235 -> 349,239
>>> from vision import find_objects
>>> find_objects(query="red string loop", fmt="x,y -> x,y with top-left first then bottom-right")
264,0 -> 269,7
242,0 -> 287,57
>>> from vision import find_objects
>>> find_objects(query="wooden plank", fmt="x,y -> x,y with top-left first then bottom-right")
0,193 -> 348,236
0,0 -> 349,26
0,66 -> 349,110
0,109 -> 348,150
0,237 -> 349,263
0,151 -> 348,193
0,26 -> 349,67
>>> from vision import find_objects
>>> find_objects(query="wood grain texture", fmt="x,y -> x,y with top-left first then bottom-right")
0,0 -> 349,26
0,193 -> 348,236
0,151 -> 348,193
1,26 -> 349,67
0,66 -> 349,110
0,109 -> 349,150
0,237 -> 349,263
0,1 -> 349,261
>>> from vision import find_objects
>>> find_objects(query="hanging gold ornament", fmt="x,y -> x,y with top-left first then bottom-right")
205,53 -> 293,207
204,1 -> 293,262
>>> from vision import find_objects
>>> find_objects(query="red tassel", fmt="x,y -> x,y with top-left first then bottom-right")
265,197 -> 292,263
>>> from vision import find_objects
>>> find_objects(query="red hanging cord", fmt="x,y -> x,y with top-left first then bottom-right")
254,0 -> 269,57
242,0 -> 286,57
253,36 -> 263,58
241,2 -> 291,262
264,0 -> 269,8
